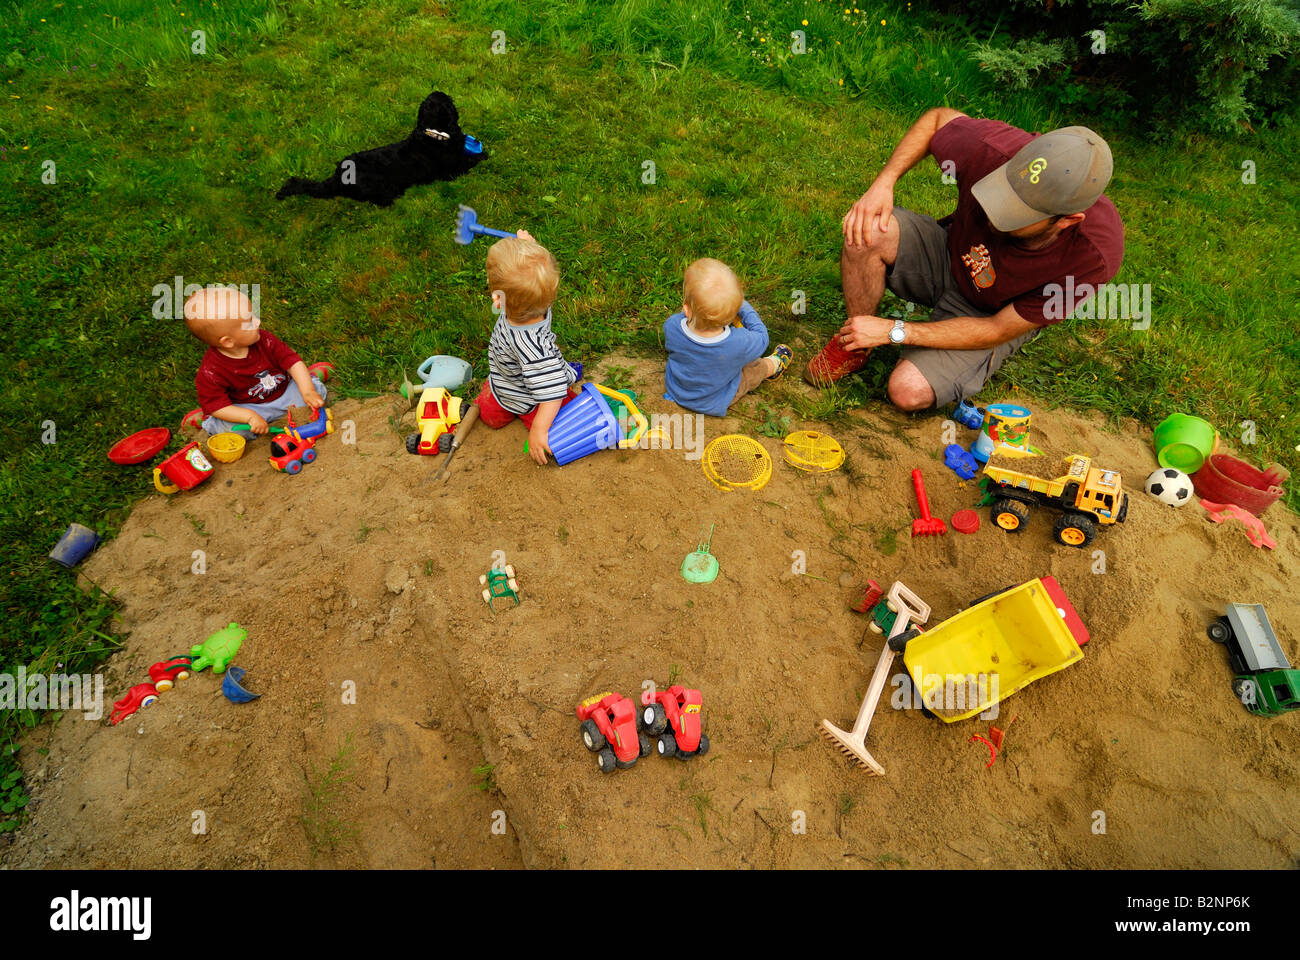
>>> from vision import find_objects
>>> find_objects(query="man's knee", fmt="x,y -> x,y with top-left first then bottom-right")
887,362 -> 936,412
841,218 -> 899,268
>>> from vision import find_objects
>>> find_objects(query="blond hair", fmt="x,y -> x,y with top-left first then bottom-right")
486,237 -> 559,322
683,258 -> 742,330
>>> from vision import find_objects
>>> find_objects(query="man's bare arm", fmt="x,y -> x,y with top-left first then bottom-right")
837,302 -> 1038,352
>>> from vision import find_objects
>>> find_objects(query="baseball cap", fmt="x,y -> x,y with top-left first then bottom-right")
971,126 -> 1113,232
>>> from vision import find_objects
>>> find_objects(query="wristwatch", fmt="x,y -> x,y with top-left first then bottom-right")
889,318 -> 907,344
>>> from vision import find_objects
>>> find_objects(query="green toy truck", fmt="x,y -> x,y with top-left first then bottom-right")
1207,604 -> 1300,718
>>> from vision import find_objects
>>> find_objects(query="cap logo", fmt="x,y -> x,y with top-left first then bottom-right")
1027,157 -> 1048,184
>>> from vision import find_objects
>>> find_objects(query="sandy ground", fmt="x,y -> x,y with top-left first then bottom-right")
5,354 -> 1299,869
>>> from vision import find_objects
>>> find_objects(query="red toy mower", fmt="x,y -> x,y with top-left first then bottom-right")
576,691 -> 651,773
269,434 -> 317,474
639,685 -> 709,759
147,656 -> 193,692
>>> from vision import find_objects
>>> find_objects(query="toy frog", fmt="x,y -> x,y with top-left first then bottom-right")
190,622 -> 246,673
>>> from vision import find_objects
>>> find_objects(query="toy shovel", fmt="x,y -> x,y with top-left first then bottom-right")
454,205 -> 516,245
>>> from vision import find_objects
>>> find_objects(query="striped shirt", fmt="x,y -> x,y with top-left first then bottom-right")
486,309 -> 577,415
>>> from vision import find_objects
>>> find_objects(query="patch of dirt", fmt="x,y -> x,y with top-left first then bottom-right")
7,355 -> 1300,869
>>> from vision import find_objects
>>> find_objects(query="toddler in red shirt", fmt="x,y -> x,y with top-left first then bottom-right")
185,287 -> 326,435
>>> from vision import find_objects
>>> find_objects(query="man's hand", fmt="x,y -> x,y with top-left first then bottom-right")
842,180 -> 895,248
301,385 -> 324,409
246,413 -> 270,435
836,315 -> 895,351
527,422 -> 551,465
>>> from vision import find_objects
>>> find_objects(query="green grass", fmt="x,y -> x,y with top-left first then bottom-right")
1,0 -> 1298,830
300,731 -> 359,860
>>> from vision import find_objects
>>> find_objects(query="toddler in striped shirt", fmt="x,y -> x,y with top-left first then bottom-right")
474,230 -> 581,465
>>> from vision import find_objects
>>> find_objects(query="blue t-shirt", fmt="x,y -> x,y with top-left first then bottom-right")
663,300 -> 769,417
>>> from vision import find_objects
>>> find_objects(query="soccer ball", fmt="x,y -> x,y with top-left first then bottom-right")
1145,468 -> 1195,507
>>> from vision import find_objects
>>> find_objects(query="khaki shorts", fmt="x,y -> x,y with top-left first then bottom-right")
885,207 -> 1040,407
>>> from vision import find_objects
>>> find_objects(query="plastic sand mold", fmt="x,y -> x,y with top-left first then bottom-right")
783,431 -> 845,473
702,435 -> 772,492
681,524 -> 719,584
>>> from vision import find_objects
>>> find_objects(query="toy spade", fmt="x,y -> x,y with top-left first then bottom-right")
680,524 -> 719,584
222,665 -> 260,704
429,403 -> 481,484
454,205 -> 516,245
819,582 -> 930,775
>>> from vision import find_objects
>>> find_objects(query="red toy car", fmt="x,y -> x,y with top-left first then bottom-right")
110,683 -> 160,725
576,691 -> 652,773
147,656 -> 192,692
269,434 -> 317,474
639,685 -> 709,759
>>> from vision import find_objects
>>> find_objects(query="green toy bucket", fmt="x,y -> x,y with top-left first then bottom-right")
1154,414 -> 1217,473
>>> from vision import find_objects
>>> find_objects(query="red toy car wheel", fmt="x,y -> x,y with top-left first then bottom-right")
657,734 -> 677,758
697,733 -> 710,756
580,719 -> 605,752
302,448 -> 317,464
286,460 -> 302,474
597,748 -> 617,773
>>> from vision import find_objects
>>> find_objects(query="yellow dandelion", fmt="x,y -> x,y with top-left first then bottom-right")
761,37 -> 766,42
802,19 -> 808,25
881,19 -> 887,25
838,78 -> 844,85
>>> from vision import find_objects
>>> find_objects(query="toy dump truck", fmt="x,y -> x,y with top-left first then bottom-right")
406,387 -> 464,456
1208,604 -> 1300,717
981,453 -> 1128,547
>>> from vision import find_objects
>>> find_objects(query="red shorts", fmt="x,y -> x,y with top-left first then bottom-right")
475,379 -> 579,429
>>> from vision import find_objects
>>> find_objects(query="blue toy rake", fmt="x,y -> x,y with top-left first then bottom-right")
454,204 -> 516,245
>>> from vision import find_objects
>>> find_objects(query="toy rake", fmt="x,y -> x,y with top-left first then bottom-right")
819,581 -> 930,775
454,204 -> 516,245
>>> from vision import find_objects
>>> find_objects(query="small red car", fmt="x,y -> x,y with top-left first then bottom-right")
639,685 -> 709,759
576,691 -> 651,773
147,657 -> 192,692
110,683 -> 160,725
269,434 -> 317,474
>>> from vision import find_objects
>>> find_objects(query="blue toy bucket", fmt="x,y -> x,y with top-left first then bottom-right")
547,383 -> 620,465
49,523 -> 100,568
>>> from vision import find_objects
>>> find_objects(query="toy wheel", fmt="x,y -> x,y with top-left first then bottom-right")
597,748 -> 617,773
697,733 -> 710,756
302,448 -> 316,464
438,433 -> 454,453
639,733 -> 653,758
479,574 -> 487,585
504,564 -> 515,578
888,626 -> 922,653
155,679 -> 173,693
991,498 -> 1029,531
1053,513 -> 1096,548
615,756 -> 637,770
969,585 -> 1018,608
580,718 -> 606,752
176,670 -> 189,680
286,459 -> 302,474
141,695 -> 158,709
506,579 -> 518,592
1207,617 -> 1231,644
640,703 -> 667,735
657,734 -> 678,758
1231,678 -> 1255,706
481,589 -> 491,603
405,433 -> 421,455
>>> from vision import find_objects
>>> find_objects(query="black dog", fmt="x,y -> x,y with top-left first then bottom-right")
275,90 -> 483,207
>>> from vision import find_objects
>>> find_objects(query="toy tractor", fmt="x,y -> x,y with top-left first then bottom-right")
577,692 -> 652,773
147,656 -> 192,692
406,387 -> 464,456
639,685 -> 709,759
1208,603 -> 1300,717
479,565 -> 520,611
981,453 -> 1128,547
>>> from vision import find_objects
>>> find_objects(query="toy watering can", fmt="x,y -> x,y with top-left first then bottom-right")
400,356 -> 472,399
153,441 -> 215,494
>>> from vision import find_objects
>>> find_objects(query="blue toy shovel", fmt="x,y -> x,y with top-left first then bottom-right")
454,205 -> 516,245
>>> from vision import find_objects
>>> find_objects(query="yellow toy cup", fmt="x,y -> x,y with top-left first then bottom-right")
207,432 -> 246,464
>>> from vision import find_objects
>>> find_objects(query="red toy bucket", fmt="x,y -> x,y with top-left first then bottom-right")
1191,454 -> 1288,516
153,441 -> 215,494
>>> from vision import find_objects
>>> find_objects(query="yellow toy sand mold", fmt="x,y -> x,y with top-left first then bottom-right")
894,576 -> 1088,722
702,435 -> 772,492
783,430 -> 844,472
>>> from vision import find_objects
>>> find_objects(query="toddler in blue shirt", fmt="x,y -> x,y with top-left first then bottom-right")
663,258 -> 791,417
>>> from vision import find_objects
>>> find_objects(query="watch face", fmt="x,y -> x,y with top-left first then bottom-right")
890,324 -> 905,343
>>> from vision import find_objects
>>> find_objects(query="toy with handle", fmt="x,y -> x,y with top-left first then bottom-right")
454,205 -> 516,246
820,581 -> 931,775
429,404 -> 480,484
911,468 -> 947,536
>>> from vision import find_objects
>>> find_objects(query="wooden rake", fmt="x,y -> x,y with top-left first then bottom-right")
819,581 -> 930,776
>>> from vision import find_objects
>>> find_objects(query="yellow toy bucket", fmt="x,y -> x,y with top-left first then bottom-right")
206,432 -> 246,464
900,577 -> 1087,722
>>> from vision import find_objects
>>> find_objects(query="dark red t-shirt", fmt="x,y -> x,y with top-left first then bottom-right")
929,116 -> 1124,325
195,328 -> 303,415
